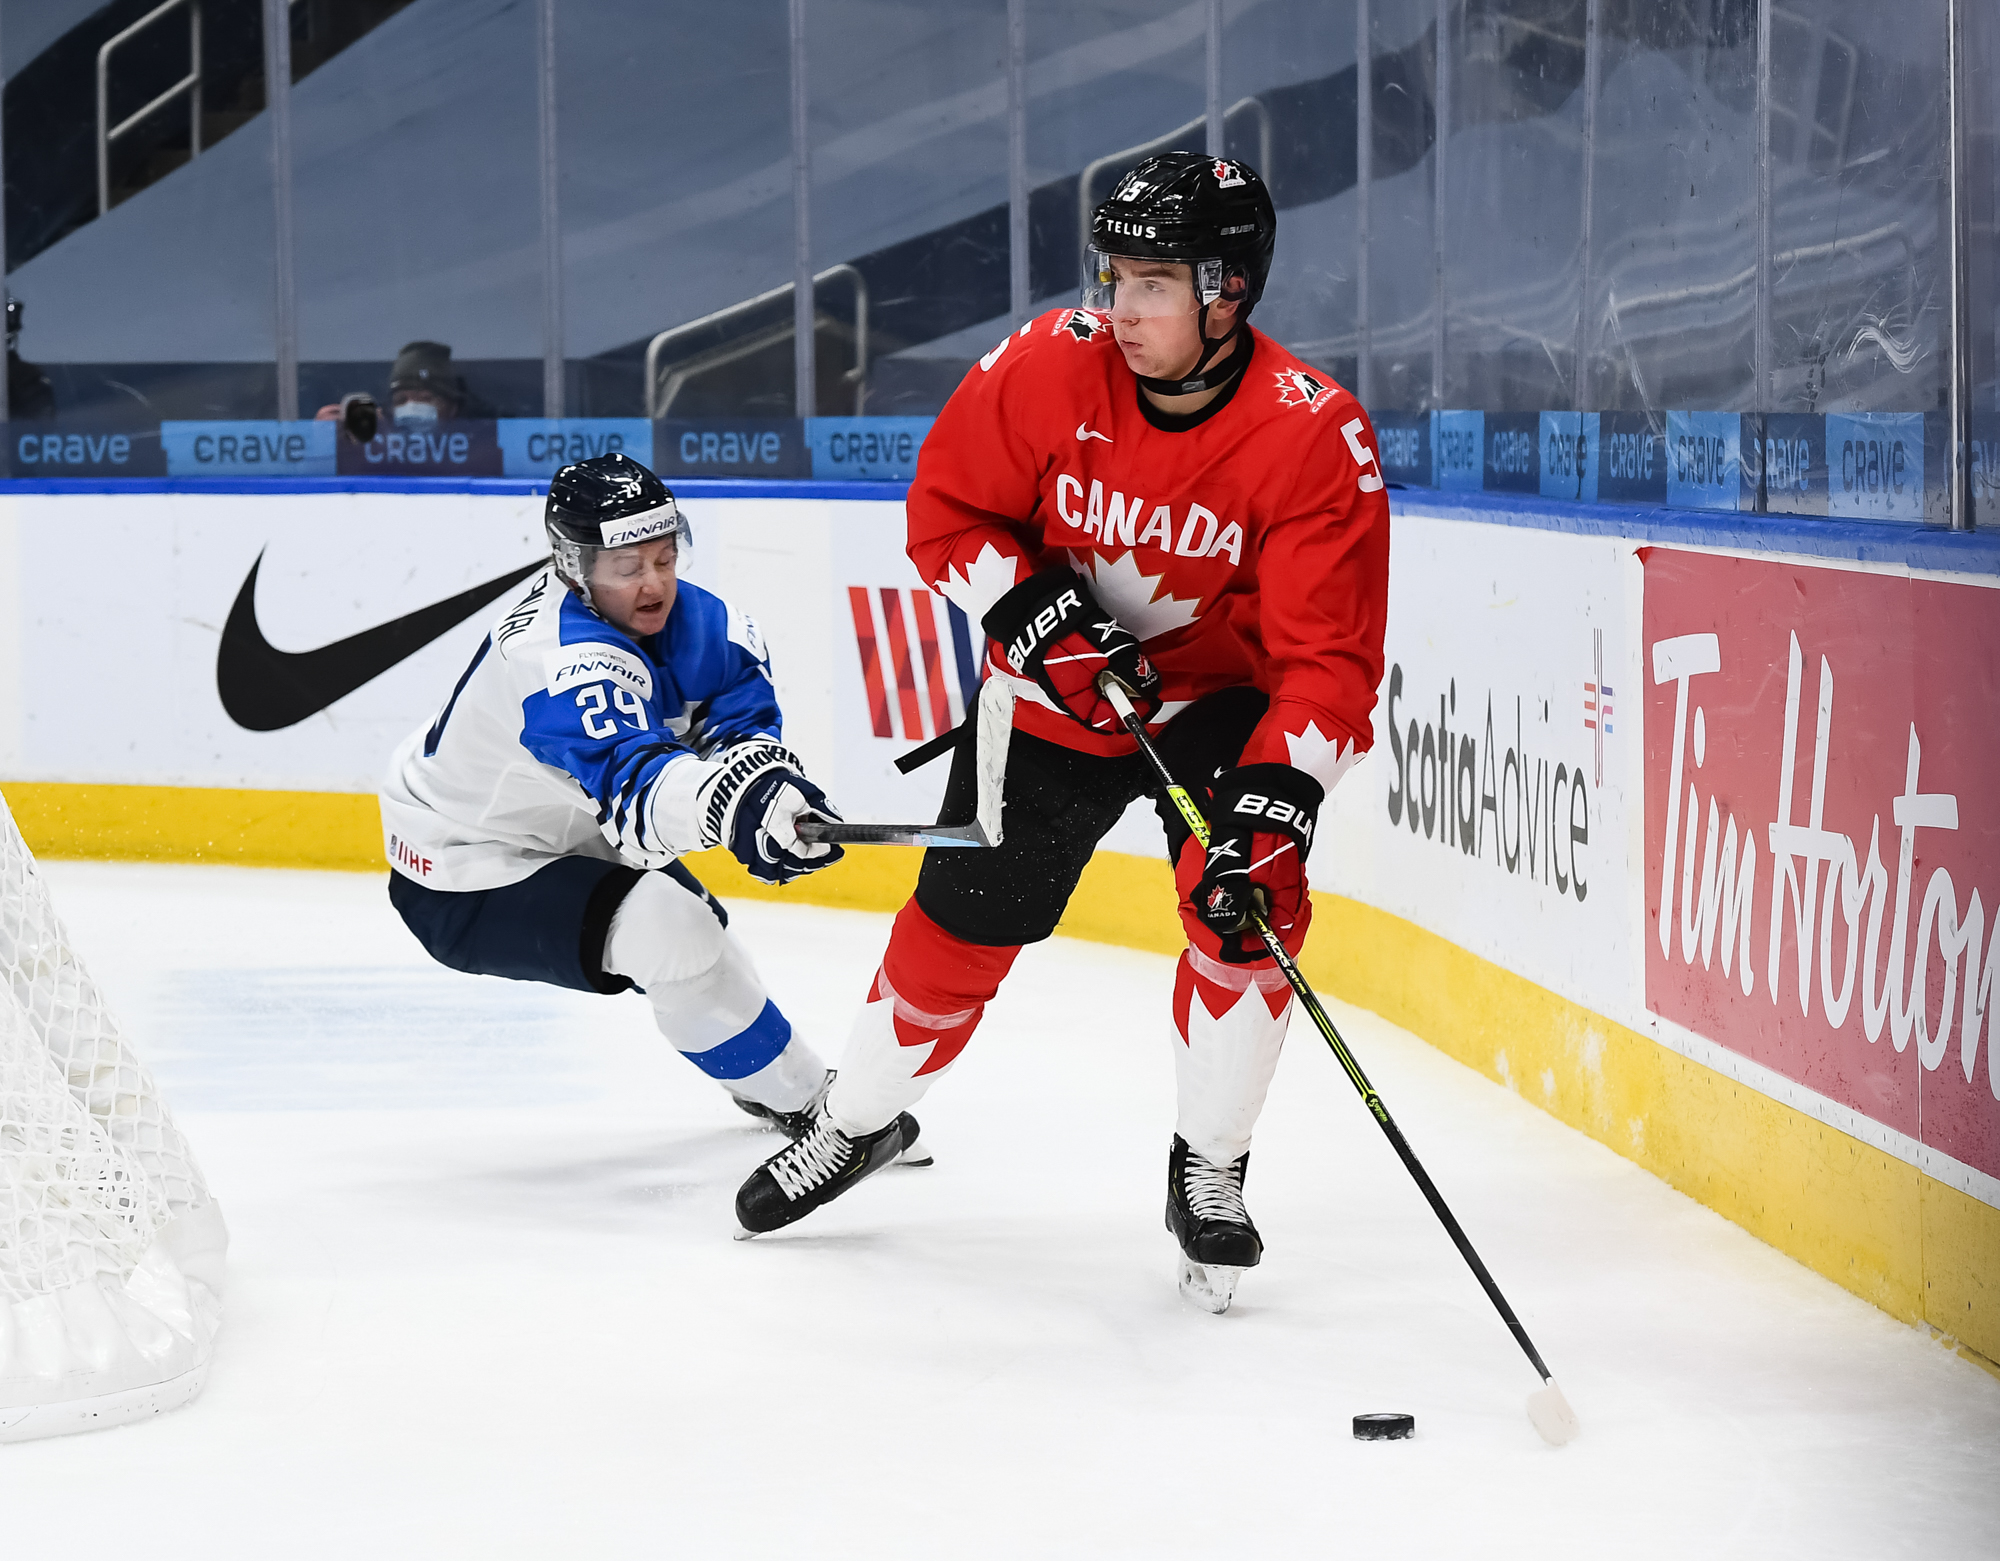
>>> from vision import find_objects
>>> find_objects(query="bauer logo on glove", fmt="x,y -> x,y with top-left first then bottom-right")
1227,791 -> 1314,843
1180,762 -> 1324,962
983,565 -> 1161,734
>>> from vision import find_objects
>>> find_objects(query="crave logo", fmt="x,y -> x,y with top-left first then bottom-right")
848,586 -> 982,742
1644,551 -> 1998,1182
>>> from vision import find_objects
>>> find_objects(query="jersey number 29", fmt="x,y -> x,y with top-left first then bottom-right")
576,683 -> 649,738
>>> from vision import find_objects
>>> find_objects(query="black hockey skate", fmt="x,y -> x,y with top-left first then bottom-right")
1165,1134 -> 1262,1315
730,1072 -> 932,1166
733,1105 -> 922,1236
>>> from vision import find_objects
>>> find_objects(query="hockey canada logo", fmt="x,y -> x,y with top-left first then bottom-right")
1274,368 -> 1333,413
1056,309 -> 1109,343
1213,159 -> 1246,188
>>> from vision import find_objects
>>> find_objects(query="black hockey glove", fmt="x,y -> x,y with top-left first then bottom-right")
1183,763 -> 1323,962
729,767 -> 845,886
695,740 -> 845,886
982,566 -> 1162,736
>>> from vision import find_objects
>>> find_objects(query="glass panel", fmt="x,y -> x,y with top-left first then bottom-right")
291,1 -> 542,426
805,0 -> 1010,419
1585,0 -> 1760,416
559,4 -> 794,422
1439,0 -> 1587,413
1970,0 -> 2000,526
1025,0 -> 1207,312
885,1 -> 1208,417
1223,0 -> 1361,391
1767,1 -> 1948,419
5,0 -> 277,463
1364,0 -> 1439,412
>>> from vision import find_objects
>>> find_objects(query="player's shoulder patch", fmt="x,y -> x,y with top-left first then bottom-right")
544,640 -> 653,701
492,565 -> 559,656
1050,307 -> 1111,345
1271,364 -> 1337,415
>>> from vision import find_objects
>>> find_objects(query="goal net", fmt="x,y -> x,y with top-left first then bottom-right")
0,790 -> 227,1442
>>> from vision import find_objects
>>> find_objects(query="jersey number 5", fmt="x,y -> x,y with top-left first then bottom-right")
576,683 -> 649,738
1342,418 -> 1386,494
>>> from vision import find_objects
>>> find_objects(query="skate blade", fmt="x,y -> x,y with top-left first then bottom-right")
1177,1255 -> 1243,1315
895,1135 -> 934,1168
732,1226 -> 759,1242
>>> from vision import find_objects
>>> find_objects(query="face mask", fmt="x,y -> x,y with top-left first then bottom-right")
393,400 -> 441,427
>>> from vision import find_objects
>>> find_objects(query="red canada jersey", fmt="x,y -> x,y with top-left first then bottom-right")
906,307 -> 1390,791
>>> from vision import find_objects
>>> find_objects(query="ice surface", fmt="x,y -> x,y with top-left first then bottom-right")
9,862 -> 1998,1559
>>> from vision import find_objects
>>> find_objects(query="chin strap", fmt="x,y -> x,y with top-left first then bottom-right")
1135,317 -> 1249,398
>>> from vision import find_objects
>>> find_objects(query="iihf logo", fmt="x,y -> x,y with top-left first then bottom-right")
1057,309 -> 1109,343
1212,159 -> 1246,188
1273,368 -> 1333,413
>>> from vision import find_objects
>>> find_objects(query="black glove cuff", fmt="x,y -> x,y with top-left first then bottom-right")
981,565 -> 1091,641
1210,763 -> 1325,858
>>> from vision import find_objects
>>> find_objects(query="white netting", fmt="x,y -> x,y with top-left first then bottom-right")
0,790 -> 226,1440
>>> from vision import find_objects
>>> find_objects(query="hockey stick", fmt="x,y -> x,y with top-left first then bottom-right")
794,678 -> 1015,851
1100,677 -> 1580,1447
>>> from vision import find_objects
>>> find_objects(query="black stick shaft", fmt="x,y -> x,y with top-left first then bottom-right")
1107,686 -> 1556,1386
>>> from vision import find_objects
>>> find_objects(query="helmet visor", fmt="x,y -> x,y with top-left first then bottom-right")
1081,251 -> 1225,316
550,497 -> 692,601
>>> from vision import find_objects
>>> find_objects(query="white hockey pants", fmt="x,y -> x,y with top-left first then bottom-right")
601,872 -> 825,1112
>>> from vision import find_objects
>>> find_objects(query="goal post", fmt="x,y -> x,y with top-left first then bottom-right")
0,790 -> 227,1442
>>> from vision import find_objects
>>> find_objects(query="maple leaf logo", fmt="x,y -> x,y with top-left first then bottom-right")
1070,549 -> 1201,642
934,541 -> 1026,622
1283,721 -> 1364,792
1057,309 -> 1109,343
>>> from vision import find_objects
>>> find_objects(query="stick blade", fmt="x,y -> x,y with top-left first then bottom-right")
1526,1379 -> 1581,1446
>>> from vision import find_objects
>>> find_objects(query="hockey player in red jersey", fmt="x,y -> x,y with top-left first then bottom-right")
735,152 -> 1390,1311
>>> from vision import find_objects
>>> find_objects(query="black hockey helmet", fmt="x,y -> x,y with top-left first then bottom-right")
1086,151 -> 1277,313
545,452 -> 691,604
1085,152 -> 1276,392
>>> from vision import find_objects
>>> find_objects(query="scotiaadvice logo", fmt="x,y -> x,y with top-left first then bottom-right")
848,587 -> 984,742
1381,652 -> 1604,906
1644,550 -> 1998,1182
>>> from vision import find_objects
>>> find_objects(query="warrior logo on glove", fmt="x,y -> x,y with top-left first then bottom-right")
983,565 -> 1162,734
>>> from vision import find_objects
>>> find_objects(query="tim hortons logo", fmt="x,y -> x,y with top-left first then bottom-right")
1653,631 -> 1997,1097
1274,368 -> 1333,413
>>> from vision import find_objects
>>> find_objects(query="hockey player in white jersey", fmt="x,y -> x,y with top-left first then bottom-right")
382,453 -> 926,1151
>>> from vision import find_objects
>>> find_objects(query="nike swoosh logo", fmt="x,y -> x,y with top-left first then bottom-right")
1075,423 -> 1113,443
218,552 -> 545,731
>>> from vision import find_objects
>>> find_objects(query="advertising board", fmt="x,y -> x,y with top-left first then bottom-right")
1643,549 -> 2000,1190
1321,511 -> 1640,1021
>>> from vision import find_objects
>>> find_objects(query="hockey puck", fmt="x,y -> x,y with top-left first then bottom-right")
1352,1412 -> 1415,1441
